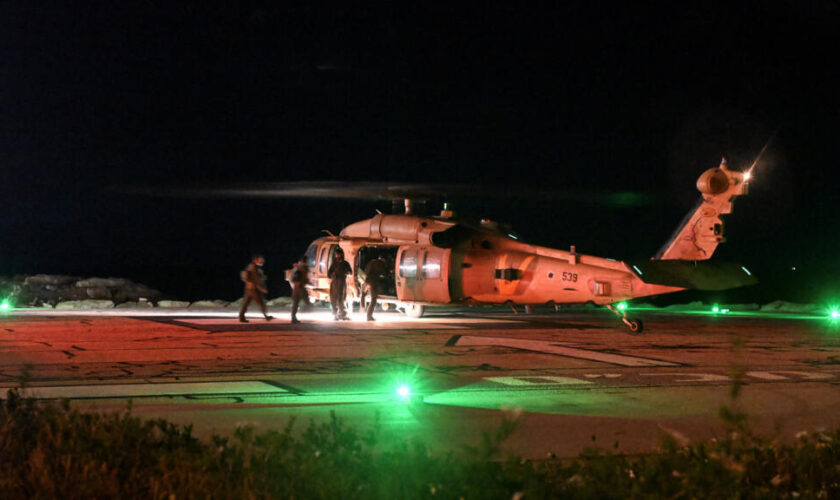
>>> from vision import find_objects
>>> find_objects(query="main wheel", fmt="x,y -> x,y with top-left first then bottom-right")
380,302 -> 391,311
403,303 -> 425,318
625,318 -> 643,334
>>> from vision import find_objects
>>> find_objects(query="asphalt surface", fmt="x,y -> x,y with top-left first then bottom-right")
2,306 -> 839,458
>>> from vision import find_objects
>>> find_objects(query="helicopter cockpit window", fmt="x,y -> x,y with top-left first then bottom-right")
318,247 -> 328,273
399,249 -> 418,278
422,253 -> 441,279
305,244 -> 318,269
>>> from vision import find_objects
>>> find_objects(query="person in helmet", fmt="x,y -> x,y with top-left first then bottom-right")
289,255 -> 310,324
239,254 -> 274,323
327,248 -> 352,320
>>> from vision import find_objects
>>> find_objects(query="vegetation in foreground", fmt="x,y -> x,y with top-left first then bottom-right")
1,389 -> 839,499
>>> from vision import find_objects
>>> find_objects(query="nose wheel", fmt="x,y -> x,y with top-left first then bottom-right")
606,303 -> 644,334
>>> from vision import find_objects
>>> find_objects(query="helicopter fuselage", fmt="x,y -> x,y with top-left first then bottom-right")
294,213 -> 683,310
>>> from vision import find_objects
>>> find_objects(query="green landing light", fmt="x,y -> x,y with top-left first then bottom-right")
712,304 -> 720,313
831,309 -> 840,320
616,302 -> 628,311
396,384 -> 411,401
0,299 -> 10,312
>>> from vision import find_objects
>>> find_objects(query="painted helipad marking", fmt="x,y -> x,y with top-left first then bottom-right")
449,335 -> 680,367
486,376 -> 593,386
640,373 -> 730,383
747,371 -> 834,381
0,381 -> 285,400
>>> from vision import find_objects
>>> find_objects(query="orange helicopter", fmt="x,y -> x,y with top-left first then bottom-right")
288,158 -> 756,333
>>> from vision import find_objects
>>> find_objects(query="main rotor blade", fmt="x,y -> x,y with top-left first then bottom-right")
112,181 -> 658,208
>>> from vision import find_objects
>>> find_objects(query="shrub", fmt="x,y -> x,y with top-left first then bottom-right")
1,389 -> 839,499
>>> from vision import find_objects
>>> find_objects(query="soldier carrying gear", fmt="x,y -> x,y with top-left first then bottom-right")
361,255 -> 388,321
327,248 -> 352,320
290,255 -> 310,324
239,254 -> 274,323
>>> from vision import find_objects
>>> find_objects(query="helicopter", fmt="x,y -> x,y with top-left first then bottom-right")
287,158 -> 757,333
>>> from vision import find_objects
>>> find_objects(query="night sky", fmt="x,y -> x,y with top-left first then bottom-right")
2,3 -> 839,303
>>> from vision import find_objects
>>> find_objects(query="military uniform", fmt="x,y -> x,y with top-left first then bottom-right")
239,259 -> 273,322
290,260 -> 309,324
361,257 -> 387,321
327,255 -> 352,320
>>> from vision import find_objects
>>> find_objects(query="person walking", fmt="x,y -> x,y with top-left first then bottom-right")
327,248 -> 352,320
239,254 -> 274,323
290,256 -> 309,324
361,255 -> 387,321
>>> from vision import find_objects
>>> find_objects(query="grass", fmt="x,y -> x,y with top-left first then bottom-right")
2,387 -> 840,499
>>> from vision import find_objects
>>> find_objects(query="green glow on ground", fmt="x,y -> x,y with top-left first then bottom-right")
422,383 -> 672,418
623,304 -> 840,322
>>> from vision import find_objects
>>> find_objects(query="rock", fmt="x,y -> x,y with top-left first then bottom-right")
727,303 -> 760,311
75,278 -> 129,288
7,274 -> 163,307
112,285 -> 162,304
85,287 -> 112,299
157,300 -> 190,308
115,301 -> 154,309
24,275 -> 78,287
266,296 -> 292,307
760,301 -> 818,313
226,298 -> 244,308
189,300 -> 229,308
55,300 -> 115,309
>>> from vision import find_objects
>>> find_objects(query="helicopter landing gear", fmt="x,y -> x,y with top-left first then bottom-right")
605,303 -> 644,334
402,303 -> 425,318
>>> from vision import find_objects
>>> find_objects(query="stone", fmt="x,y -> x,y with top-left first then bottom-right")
85,287 -> 112,299
266,296 -> 292,307
24,275 -> 78,287
115,301 -> 155,309
189,300 -> 229,308
157,300 -> 190,308
75,278 -> 129,288
760,301 -> 817,313
55,300 -> 115,309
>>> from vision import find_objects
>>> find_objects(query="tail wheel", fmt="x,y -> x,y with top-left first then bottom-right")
403,303 -> 425,318
380,303 -> 391,311
625,318 -> 643,334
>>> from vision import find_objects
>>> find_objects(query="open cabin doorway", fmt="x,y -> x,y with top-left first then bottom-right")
355,245 -> 398,297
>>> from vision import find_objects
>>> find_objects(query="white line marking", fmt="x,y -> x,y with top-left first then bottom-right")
748,371 -> 833,381
746,371 -> 789,381
0,381 -> 285,400
454,336 -> 680,367
641,373 -> 730,383
485,376 -> 593,386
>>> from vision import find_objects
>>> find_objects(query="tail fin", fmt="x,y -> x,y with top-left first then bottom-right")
654,158 -> 749,260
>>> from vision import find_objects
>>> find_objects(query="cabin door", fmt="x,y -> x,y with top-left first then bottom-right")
396,246 -> 450,303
